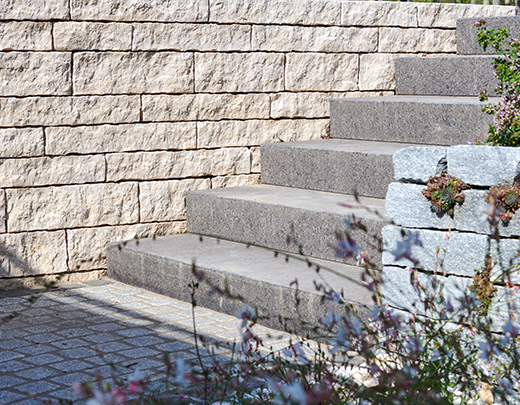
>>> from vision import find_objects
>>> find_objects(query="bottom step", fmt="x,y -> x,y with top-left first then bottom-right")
107,233 -> 373,333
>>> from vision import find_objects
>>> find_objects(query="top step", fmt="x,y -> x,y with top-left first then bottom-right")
458,16 -> 520,55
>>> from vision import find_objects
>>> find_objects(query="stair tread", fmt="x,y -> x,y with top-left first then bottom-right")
340,95 -> 498,104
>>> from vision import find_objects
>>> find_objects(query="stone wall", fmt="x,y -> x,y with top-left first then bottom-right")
0,0 -> 513,286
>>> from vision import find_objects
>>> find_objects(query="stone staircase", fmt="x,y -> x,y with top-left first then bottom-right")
107,15 -> 517,332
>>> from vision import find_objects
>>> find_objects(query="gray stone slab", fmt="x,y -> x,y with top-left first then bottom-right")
457,16 -> 520,55
261,139 -> 414,199
330,96 -> 493,145
393,146 -> 447,183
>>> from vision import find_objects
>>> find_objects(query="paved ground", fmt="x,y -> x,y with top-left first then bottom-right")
0,279 -> 295,404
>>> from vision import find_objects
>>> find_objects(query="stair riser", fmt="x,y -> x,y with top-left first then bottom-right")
457,16 -> 520,55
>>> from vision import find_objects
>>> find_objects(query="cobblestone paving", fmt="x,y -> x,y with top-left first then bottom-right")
0,279 -> 294,404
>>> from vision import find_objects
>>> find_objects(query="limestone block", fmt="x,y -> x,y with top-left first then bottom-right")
379,28 -> 456,53
67,222 -> 186,271
140,178 -> 210,222
251,147 -> 261,173
0,128 -> 44,158
417,4 -> 514,29
0,22 -> 52,50
7,183 -> 139,232
197,119 -> 326,148
0,231 -> 67,277
209,0 -> 341,25
0,52 -> 71,96
133,23 -> 250,51
71,0 -> 208,22
447,145 -> 520,187
74,52 -> 193,95
54,22 -> 132,51
252,26 -> 378,53
106,148 -> 251,181
195,53 -> 284,93
285,53 -> 358,91
211,174 -> 261,189
341,2 -> 417,27
46,123 -> 196,155
359,54 -> 396,91
0,155 -> 105,187
142,94 -> 270,122
0,96 -> 140,127
0,191 -> 5,233
393,146 -> 447,183
0,0 -> 69,20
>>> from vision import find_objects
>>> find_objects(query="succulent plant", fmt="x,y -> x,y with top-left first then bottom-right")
485,183 -> 520,224
422,174 -> 469,218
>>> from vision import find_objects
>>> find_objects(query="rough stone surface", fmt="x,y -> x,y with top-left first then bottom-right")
251,147 -> 261,173
195,53 -> 283,93
71,0 -> 208,22
0,22 -> 52,50
0,156 -> 105,187
142,94 -> 270,122
359,54 -> 396,91
46,123 -> 196,155
133,23 -> 250,51
0,96 -> 140,127
7,183 -> 139,232
393,146 -> 447,183
54,22 -> 132,51
197,119 -> 326,148
139,178 -> 211,222
286,53 -> 358,91
0,52 -> 71,96
379,28 -> 456,53
458,16 -> 520,55
0,128 -> 44,158
0,191 -> 5,233
252,26 -> 378,53
106,148 -> 251,181
417,4 -> 513,28
341,2 -> 418,27
0,0 -> 69,20
74,52 -> 193,95
211,174 -> 261,189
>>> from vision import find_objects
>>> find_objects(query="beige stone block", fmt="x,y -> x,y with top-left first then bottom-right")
252,26 -> 377,52
209,0 -> 340,25
379,28 -> 456,53
54,22 -> 132,51
74,52 -> 194,95
0,190 -> 5,233
0,95 -> 140,127
67,222 -> 186,271
0,128 -> 44,158
359,54 -> 396,91
251,147 -> 261,173
286,53 -> 358,91
195,53 -> 284,92
46,123 -> 196,155
341,2 -> 417,27
0,155 -> 105,188
417,4 -> 514,28
198,119 -> 327,148
133,23 -> 250,51
0,231 -> 67,277
142,93 -> 270,122
0,0 -> 69,20
0,22 -> 52,50
71,0 -> 208,22
211,174 -> 261,189
140,178 -> 210,222
0,52 -> 71,96
7,183 -> 139,232
106,148 -> 250,181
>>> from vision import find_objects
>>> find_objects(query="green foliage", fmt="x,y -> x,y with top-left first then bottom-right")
485,183 -> 520,223
469,254 -> 497,316
422,173 -> 469,217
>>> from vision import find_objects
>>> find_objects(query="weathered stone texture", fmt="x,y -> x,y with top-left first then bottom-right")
106,148 -> 251,181
0,128 -> 44,158
54,22 -> 133,51
393,146 -> 447,183
0,96 -> 140,127
195,53 -> 284,93
211,174 -> 261,189
0,0 -> 69,20
251,147 -> 261,173
67,222 -> 186,271
0,231 -> 67,277
140,178 -> 211,222
252,26 -> 378,53
142,94 -> 270,122
359,54 -> 396,91
0,191 -> 5,233
417,4 -> 513,28
285,53 -> 358,91
0,52 -> 71,96
198,119 -> 326,148
71,0 -> 209,22
0,155 -> 105,187
7,183 -> 139,232
74,52 -> 194,95
341,2 -> 417,27
133,23 -> 250,51
0,22 -> 52,50
46,123 -> 196,155
379,28 -> 456,53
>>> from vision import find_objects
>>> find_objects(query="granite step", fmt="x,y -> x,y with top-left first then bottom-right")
457,16 -> 520,55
